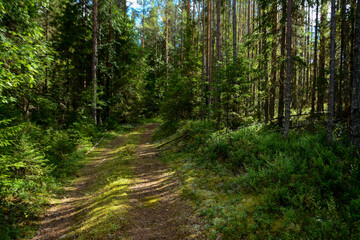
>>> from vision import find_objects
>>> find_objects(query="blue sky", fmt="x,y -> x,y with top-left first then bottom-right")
128,0 -> 141,10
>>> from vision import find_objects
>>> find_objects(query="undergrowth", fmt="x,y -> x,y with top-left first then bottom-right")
158,120 -> 360,239
0,117 -> 135,239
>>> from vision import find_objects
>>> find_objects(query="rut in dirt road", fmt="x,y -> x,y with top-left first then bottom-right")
32,135 -> 127,240
32,124 -> 203,240
127,124 -> 203,240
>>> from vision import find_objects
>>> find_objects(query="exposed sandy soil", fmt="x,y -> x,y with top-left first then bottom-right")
32,124 -> 203,240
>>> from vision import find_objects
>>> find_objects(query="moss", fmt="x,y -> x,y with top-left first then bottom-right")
140,196 -> 161,207
63,127 -> 143,240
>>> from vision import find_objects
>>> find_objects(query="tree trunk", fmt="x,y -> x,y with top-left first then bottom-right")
197,2 -> 201,56
306,4 -> 310,102
121,0 -> 127,16
238,0 -> 242,46
216,0 -> 222,107
248,0 -> 250,59
311,1 -> 319,115
283,0 -> 293,138
192,0 -> 195,47
263,21 -> 269,123
45,3 -> 49,94
165,2 -> 169,82
278,1 -> 286,125
142,4 -> 145,48
105,1 -> 113,120
155,42 -> 157,79
269,4 -> 277,120
350,0 -> 360,149
317,2 -> 328,112
341,0 -> 349,118
92,0 -> 98,125
327,0 -> 337,144
201,0 -> 206,119
212,0 -> 216,106
207,0 -> 212,110
349,0 -> 356,131
180,3 -> 184,70
232,0 -> 237,59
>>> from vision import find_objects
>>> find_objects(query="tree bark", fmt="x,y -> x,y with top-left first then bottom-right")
269,4 -> 277,120
92,0 -> 98,125
165,2 -> 169,82
306,4 -> 310,102
248,0 -> 250,59
341,0 -> 349,118
283,0 -> 293,138
142,3 -> 145,48
311,1 -> 319,115
44,3 -> 50,94
121,0 -> 127,16
278,1 -> 286,125
263,21 -> 269,123
201,0 -> 206,119
238,0 -> 242,46
317,1 -> 327,112
105,0 -> 113,120
207,0 -> 212,110
327,0 -> 337,144
232,0 -> 237,59
350,0 -> 360,149
215,0 -> 221,108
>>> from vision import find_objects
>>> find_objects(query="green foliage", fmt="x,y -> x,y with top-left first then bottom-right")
160,70 -> 197,121
0,0 -> 46,104
0,123 -> 52,239
216,50 -> 251,126
160,121 -> 360,239
152,120 -> 180,141
0,118 -> 100,239
0,0 -> 146,237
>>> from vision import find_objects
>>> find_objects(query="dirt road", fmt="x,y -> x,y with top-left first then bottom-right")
32,124 -> 202,240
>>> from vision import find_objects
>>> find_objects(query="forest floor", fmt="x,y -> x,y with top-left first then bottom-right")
31,124 -> 203,240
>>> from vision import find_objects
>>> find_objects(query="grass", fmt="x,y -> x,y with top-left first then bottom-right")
68,129 -> 141,239
140,196 -> 161,207
28,126 -> 141,240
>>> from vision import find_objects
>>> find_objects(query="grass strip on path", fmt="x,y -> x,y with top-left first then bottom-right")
69,128 -> 141,239
32,126 -> 141,240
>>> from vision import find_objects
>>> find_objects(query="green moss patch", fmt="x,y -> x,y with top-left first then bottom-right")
65,129 -> 142,239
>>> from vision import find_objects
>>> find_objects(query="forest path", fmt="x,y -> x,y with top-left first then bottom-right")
32,124 -> 201,240
127,124 -> 201,240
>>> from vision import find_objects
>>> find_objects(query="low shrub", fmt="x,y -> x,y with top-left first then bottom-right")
0,131 -> 53,239
160,121 -> 360,239
0,119 -> 100,239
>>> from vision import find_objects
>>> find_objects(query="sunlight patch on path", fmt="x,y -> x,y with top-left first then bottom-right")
127,124 -> 204,240
32,129 -> 140,240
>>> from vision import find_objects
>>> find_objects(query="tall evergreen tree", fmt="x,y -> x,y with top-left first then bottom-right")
350,0 -> 360,148
327,0 -> 336,144
284,0 -> 293,138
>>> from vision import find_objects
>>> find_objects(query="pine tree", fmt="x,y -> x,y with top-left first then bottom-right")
327,0 -> 337,144
283,0 -> 293,138
350,0 -> 360,148
92,0 -> 98,125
